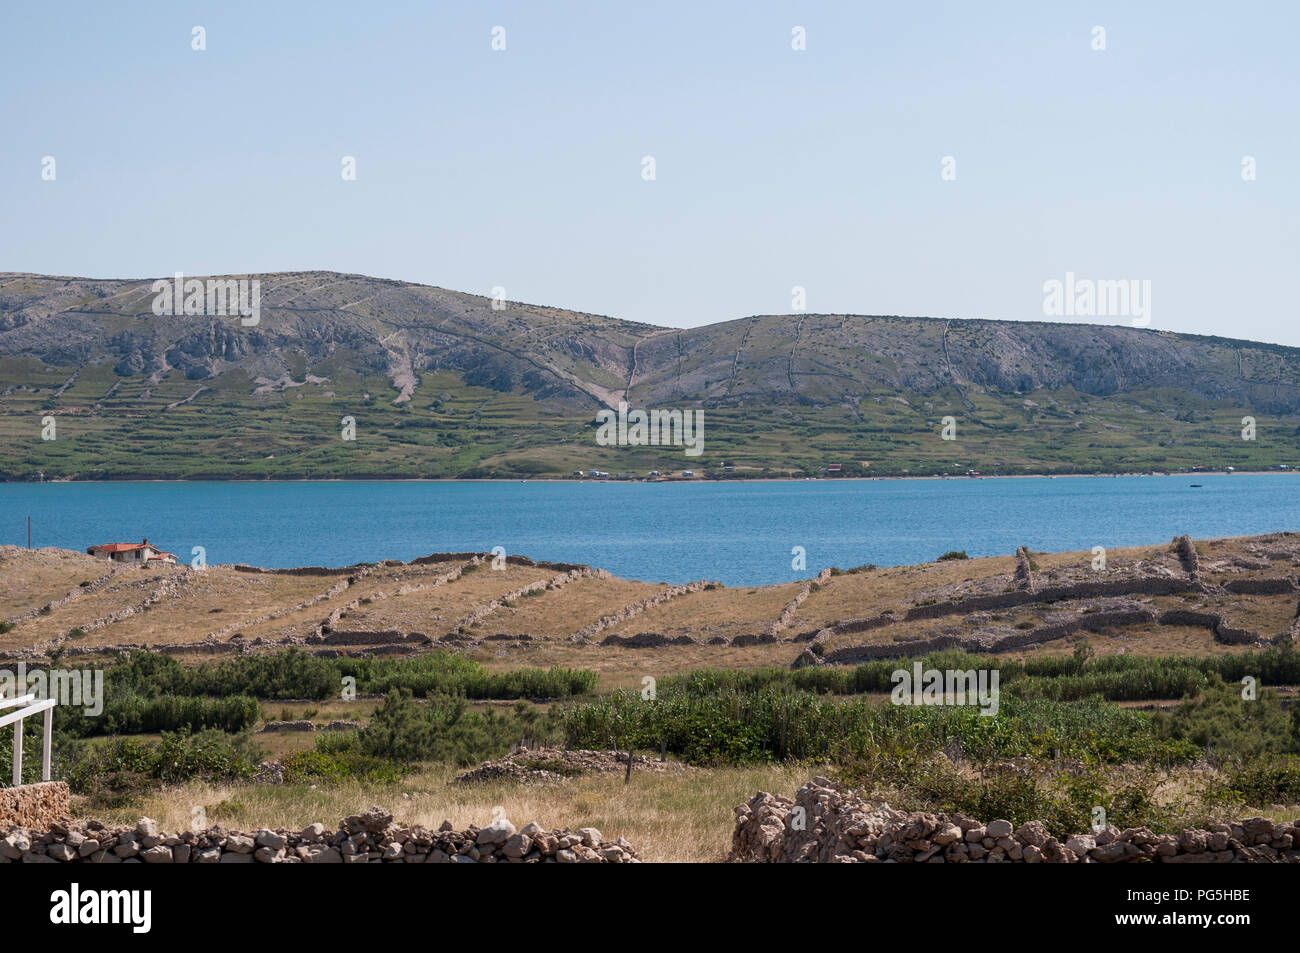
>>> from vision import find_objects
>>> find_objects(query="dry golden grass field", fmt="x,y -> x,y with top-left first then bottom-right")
3,533 -> 1297,685
86,763 -> 812,863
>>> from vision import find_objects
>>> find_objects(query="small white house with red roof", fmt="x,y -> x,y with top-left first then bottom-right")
86,538 -> 177,565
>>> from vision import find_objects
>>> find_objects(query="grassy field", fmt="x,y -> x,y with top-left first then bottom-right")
87,763 -> 811,863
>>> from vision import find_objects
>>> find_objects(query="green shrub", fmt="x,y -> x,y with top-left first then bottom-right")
1153,676 -> 1300,762
355,690 -> 561,766
561,684 -> 1196,767
57,729 -> 262,798
44,688 -> 259,739
97,650 -> 597,702
1207,755 -> 1300,806
281,749 -> 405,785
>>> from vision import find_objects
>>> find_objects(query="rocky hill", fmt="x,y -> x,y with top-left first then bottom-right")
2,271 -> 1299,478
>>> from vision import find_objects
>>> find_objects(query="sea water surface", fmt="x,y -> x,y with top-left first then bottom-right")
1,475 -> 1296,586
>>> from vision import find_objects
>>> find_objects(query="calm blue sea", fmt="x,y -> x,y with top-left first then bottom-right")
1,475 -> 1296,586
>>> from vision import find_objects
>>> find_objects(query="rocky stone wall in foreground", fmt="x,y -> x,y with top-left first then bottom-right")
730,779 -> 1299,863
0,782 -> 70,831
2,806 -> 638,864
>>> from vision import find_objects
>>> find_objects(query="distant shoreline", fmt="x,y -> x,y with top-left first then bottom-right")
5,469 -> 1295,486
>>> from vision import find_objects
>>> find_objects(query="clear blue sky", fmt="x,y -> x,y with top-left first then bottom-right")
2,1 -> 1297,343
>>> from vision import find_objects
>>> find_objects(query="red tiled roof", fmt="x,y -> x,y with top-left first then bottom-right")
87,539 -> 169,556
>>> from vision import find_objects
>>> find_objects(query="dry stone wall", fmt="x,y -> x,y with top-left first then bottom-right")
767,569 -> 832,638
814,606 -> 1163,665
206,568 -> 369,641
0,782 -> 70,831
600,631 -> 698,647
903,576 -> 1202,621
455,747 -> 693,785
730,779 -> 1300,863
232,564 -> 356,577
72,576 -> 191,634
405,553 -> 593,574
3,566 -> 128,626
259,720 -> 360,733
570,579 -> 712,642
3,806 -> 639,864
1224,577 -> 1297,595
454,567 -> 605,631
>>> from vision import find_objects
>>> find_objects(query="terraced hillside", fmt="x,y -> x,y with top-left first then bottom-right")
3,271 -> 1300,479
5,533 -> 1300,864
4,533 -> 1298,686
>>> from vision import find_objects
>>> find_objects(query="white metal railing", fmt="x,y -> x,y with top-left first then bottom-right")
0,692 -> 56,786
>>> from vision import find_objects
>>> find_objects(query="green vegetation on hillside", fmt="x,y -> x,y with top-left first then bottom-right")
4,273 -> 1300,479
4,361 -> 1298,479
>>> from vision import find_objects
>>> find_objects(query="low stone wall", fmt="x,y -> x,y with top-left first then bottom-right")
1214,623 -> 1262,645
830,614 -> 895,637
1224,577 -> 1297,595
600,631 -> 698,647
1029,607 -> 1159,642
730,632 -> 779,647
259,720 -> 360,733
69,639 -> 240,657
455,747 -> 694,785
768,569 -> 832,637
409,552 -> 486,565
815,607 -> 1162,665
0,782 -> 70,831
818,635 -> 962,664
232,564 -> 356,576
259,720 -> 315,732
312,645 -> 420,658
903,576 -> 1200,621
503,555 -> 593,573
2,806 -> 639,864
455,567 -> 602,631
1156,609 -> 1270,645
76,577 -> 191,633
1157,608 -> 1220,629
810,598 -> 1285,667
730,779 -> 1300,863
321,629 -> 429,646
403,553 -> 593,573
570,579 -> 712,642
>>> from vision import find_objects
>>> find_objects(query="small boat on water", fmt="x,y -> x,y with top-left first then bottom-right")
1190,483 -> 1203,487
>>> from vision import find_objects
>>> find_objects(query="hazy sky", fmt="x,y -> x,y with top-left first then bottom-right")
2,2 -> 1297,343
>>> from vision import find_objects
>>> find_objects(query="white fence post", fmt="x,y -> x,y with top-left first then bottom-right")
43,704 -> 53,782
0,693 -> 58,787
